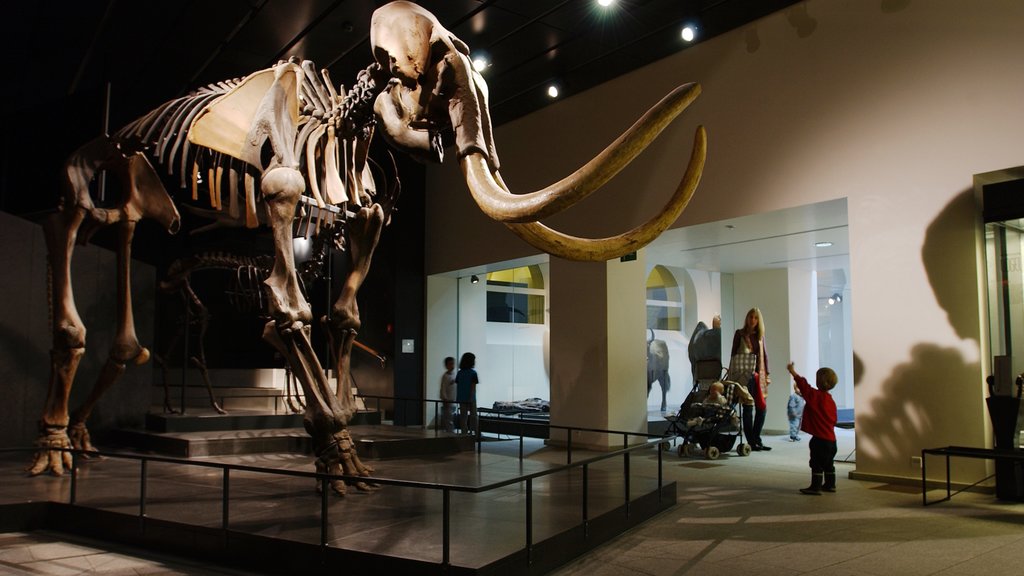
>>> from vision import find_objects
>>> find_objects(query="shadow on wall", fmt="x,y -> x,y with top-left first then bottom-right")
857,190 -> 984,476
922,190 -> 982,342
856,343 -> 978,467
852,352 -> 864,387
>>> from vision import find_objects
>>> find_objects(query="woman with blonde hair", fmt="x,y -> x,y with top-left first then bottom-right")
730,308 -> 771,451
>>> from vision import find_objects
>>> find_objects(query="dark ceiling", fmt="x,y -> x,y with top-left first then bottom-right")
1,0 -> 798,217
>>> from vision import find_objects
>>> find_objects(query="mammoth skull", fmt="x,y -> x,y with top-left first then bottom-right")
371,1 -> 706,261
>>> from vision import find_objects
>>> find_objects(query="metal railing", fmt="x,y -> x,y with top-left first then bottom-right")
2,428 -> 671,569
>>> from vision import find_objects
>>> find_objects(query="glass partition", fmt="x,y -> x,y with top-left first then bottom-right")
457,263 -> 550,411
985,220 -> 1024,391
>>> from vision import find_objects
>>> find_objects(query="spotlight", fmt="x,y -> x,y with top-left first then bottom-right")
828,292 -> 842,305
471,275 -> 480,284
547,85 -> 559,98
681,25 -> 697,42
598,0 -> 615,7
472,56 -> 489,72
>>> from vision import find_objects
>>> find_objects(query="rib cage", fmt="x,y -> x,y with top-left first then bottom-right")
161,252 -> 275,315
110,60 -> 383,221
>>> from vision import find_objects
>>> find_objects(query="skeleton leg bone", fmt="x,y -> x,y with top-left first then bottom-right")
259,166 -> 374,495
69,220 -> 151,454
29,208 -> 88,476
186,288 -> 226,415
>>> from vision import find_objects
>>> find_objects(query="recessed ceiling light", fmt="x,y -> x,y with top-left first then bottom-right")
547,85 -> 559,98
681,25 -> 696,42
472,57 -> 489,72
815,241 -> 833,248
598,0 -> 615,7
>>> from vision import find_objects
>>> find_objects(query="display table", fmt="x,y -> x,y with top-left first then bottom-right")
921,445 -> 1024,505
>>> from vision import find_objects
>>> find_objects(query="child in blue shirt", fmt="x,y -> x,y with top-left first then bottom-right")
787,382 -> 805,441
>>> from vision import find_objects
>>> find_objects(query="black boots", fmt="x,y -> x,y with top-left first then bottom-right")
800,472 -> 824,495
801,472 -> 836,494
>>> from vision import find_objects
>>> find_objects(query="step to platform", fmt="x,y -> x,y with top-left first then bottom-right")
154,386 -> 292,413
113,427 -> 312,458
116,412 -> 467,459
355,427 -> 477,459
144,408 -> 381,433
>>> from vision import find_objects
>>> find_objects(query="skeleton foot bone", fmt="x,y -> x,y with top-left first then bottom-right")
314,430 -> 379,495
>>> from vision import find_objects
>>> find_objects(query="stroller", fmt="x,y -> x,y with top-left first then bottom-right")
663,360 -> 751,459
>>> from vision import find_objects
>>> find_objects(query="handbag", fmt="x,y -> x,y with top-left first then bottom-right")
727,353 -> 758,383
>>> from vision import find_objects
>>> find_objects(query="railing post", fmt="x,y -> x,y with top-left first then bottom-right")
222,468 -> 230,532
624,451 -> 631,517
321,474 -> 330,547
582,463 -> 589,539
567,428 -> 573,465
140,459 -> 148,525
519,423 -> 525,461
658,443 -> 664,503
526,478 -> 534,566
442,488 -> 451,568
945,454 -> 951,501
69,450 -> 78,505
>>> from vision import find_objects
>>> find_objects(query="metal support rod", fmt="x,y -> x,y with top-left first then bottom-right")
945,455 -> 951,501
582,463 -> 590,539
567,429 -> 573,465
98,82 -> 111,202
140,459 -> 148,519
920,451 -> 927,506
180,302 -> 189,415
321,476 -> 330,547
526,478 -> 534,565
69,451 -> 78,505
658,444 -> 664,503
519,423 -> 525,461
442,488 -> 451,567
222,468 -> 230,531
624,452 -> 631,517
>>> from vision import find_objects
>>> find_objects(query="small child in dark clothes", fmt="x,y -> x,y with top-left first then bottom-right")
786,362 -> 838,495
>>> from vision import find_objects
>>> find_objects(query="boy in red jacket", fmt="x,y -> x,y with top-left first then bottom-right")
787,362 -> 838,495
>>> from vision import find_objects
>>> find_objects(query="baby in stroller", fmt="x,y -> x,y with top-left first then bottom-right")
666,379 -> 752,459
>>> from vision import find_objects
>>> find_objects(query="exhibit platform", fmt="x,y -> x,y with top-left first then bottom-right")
112,409 -> 477,459
0,436 -> 675,575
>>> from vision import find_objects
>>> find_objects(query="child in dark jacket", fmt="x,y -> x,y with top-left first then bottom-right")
786,362 -> 838,495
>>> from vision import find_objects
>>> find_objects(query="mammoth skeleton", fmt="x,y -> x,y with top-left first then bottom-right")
31,0 -> 706,495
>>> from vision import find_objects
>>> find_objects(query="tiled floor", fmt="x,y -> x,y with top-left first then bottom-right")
3,428 -> 1024,575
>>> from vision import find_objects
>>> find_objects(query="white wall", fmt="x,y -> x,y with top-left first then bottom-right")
425,0 -> 1023,482
788,268 -> 820,396
424,275 -> 458,425
731,269 -> 791,434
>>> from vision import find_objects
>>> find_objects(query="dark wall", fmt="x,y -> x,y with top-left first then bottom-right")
372,154 -> 425,425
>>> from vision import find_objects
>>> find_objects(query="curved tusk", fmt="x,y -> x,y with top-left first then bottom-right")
462,82 -> 702,224
504,126 -> 706,262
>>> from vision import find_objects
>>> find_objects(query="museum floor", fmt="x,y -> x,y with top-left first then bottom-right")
2,428 -> 1023,575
